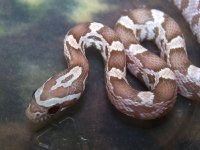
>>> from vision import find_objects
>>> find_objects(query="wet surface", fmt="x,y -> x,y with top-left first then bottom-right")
0,0 -> 200,150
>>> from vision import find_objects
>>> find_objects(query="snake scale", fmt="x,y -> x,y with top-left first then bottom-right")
26,0 -> 200,123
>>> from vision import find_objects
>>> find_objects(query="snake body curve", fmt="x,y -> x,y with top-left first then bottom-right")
115,8 -> 200,101
173,0 -> 200,43
26,22 -> 177,122
26,2 -> 200,123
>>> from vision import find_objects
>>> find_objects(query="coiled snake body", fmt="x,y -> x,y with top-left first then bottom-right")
173,0 -> 200,43
26,2 -> 200,123
115,8 -> 200,101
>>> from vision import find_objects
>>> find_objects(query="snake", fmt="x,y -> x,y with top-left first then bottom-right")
115,8 -> 200,101
25,22 -> 177,123
26,2 -> 200,123
173,0 -> 200,43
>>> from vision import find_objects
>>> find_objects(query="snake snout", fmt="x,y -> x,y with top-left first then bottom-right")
25,99 -> 49,123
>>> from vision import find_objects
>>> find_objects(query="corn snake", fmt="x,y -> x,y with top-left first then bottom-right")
26,1 -> 200,123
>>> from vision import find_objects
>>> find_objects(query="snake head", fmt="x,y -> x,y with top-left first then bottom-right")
26,88 -> 79,123
26,88 -> 69,123
25,89 -> 60,123
26,69 -> 83,123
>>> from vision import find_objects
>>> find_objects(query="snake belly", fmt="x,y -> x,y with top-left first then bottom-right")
26,22 -> 177,122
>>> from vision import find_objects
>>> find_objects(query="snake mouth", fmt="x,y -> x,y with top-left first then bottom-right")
25,104 -> 50,123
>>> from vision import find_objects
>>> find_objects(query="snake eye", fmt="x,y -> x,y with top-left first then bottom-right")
32,89 -> 37,98
48,105 -> 60,115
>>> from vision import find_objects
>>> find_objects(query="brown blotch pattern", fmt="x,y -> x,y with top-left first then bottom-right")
162,15 -> 182,42
169,47 -> 190,72
40,69 -> 84,101
128,8 -> 153,24
108,51 -> 126,71
136,51 -> 167,72
68,23 -> 90,41
115,23 -> 138,48
153,78 -> 177,103
98,26 -> 120,45
110,77 -> 138,100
